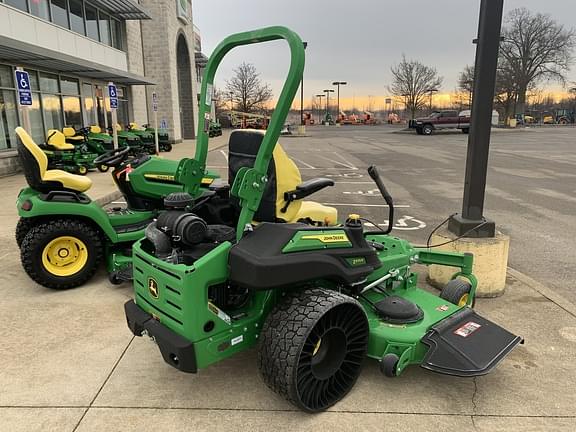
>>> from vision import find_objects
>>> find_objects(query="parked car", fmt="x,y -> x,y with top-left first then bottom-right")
409,110 -> 470,135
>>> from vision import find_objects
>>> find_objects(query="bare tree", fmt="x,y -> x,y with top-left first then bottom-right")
500,8 -> 576,115
389,55 -> 443,119
225,62 -> 273,114
458,65 -> 475,107
212,87 -> 228,116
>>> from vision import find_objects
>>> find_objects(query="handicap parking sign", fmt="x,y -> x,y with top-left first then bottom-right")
15,70 -> 32,106
160,119 -> 167,129
108,83 -> 118,109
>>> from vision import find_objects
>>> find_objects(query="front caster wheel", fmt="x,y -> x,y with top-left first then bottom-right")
380,353 -> 399,377
97,164 -> 110,173
258,288 -> 369,412
441,279 -> 473,307
20,219 -> 103,289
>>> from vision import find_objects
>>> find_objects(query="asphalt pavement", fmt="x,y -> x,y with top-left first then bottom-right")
1,126 -> 576,431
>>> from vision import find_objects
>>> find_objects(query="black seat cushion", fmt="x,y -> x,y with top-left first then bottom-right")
228,130 -> 277,222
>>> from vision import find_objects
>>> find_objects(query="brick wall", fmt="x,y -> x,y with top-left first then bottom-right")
125,19 -> 148,125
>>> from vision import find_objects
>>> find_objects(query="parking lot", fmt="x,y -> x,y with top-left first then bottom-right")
2,126 -> 576,431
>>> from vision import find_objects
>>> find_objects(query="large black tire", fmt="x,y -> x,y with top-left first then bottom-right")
76,165 -> 88,175
20,219 -> 103,289
15,217 -> 35,248
161,143 -> 173,152
97,164 -> 110,173
258,288 -> 369,412
422,124 -> 434,135
462,127 -> 470,134
440,279 -> 473,307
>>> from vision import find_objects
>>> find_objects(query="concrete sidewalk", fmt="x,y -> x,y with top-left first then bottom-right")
1,131 -> 576,431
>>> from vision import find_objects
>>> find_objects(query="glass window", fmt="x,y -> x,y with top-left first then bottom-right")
85,4 -> 99,41
0,65 -> 14,88
28,96 -> 46,144
63,95 -> 82,128
0,90 -> 19,150
68,0 -> 85,35
61,76 -> 79,95
30,0 -> 51,20
110,19 -> 123,50
42,94 -> 63,131
39,72 -> 59,93
50,0 -> 69,29
5,0 -> 28,13
24,69 -> 39,91
98,11 -> 111,46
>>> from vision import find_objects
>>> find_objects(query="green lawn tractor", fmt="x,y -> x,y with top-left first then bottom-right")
15,127 -> 227,289
108,124 -> 151,155
40,129 -> 99,175
62,127 -> 112,173
124,26 -> 523,413
131,123 -> 173,152
208,120 -> 222,138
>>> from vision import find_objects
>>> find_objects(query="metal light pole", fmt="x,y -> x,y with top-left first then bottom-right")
332,81 -> 347,122
323,89 -> 334,123
448,0 -> 504,238
315,94 -> 325,124
300,42 -> 308,126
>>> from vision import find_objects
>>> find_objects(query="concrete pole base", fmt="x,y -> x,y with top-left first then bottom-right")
427,228 -> 510,298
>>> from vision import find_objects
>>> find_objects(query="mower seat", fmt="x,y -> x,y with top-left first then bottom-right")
130,122 -> 143,131
63,127 -> 84,141
46,129 -> 75,150
90,125 -> 102,134
16,127 -> 92,193
228,130 -> 337,225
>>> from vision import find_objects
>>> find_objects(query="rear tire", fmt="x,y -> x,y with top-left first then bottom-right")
258,288 -> 369,412
462,128 -> 470,134
77,165 -> 88,175
440,279 -> 473,307
97,164 -> 110,173
20,219 -> 103,289
422,124 -> 434,135
16,217 -> 34,248
161,143 -> 173,152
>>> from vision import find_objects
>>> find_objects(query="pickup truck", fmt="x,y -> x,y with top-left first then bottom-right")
409,110 -> 470,135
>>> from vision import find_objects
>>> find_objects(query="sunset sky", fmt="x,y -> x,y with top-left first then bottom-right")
194,0 -> 576,111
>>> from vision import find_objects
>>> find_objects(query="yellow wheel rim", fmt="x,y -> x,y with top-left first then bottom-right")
41,236 -> 88,277
78,166 -> 87,174
458,293 -> 469,307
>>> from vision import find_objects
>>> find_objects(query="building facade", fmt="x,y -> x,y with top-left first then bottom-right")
0,0 -> 204,175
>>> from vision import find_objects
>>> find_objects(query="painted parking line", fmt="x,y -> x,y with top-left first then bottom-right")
219,149 -> 228,162
322,203 -> 410,208
364,215 -> 426,231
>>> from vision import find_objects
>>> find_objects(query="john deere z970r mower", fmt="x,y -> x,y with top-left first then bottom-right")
124,27 -> 523,412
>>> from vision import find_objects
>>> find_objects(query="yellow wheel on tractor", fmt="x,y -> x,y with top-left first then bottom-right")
77,165 -> 88,175
20,219 -> 102,289
41,236 -> 88,277
440,279 -> 474,307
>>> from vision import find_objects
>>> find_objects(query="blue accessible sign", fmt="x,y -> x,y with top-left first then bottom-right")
108,83 -> 118,109
15,70 -> 32,106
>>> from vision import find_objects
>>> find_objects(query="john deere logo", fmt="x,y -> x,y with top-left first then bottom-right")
148,277 -> 159,299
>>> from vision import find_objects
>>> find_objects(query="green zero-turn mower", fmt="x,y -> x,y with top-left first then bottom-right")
125,26 -> 523,412
40,129 -> 99,175
14,127 -> 229,289
130,123 -> 173,152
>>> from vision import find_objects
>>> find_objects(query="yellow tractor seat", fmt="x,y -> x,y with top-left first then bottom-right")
90,125 -> 102,134
15,127 -> 92,193
62,127 -> 84,141
46,129 -> 75,150
130,122 -> 143,131
228,130 -> 337,225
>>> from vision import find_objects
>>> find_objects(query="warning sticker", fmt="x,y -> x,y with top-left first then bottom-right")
436,304 -> 450,312
454,321 -> 481,337
208,302 -> 231,325
231,335 -> 243,346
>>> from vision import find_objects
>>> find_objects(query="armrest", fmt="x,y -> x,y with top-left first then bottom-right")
281,178 -> 334,213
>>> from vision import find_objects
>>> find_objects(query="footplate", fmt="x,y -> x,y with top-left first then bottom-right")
420,308 -> 523,377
